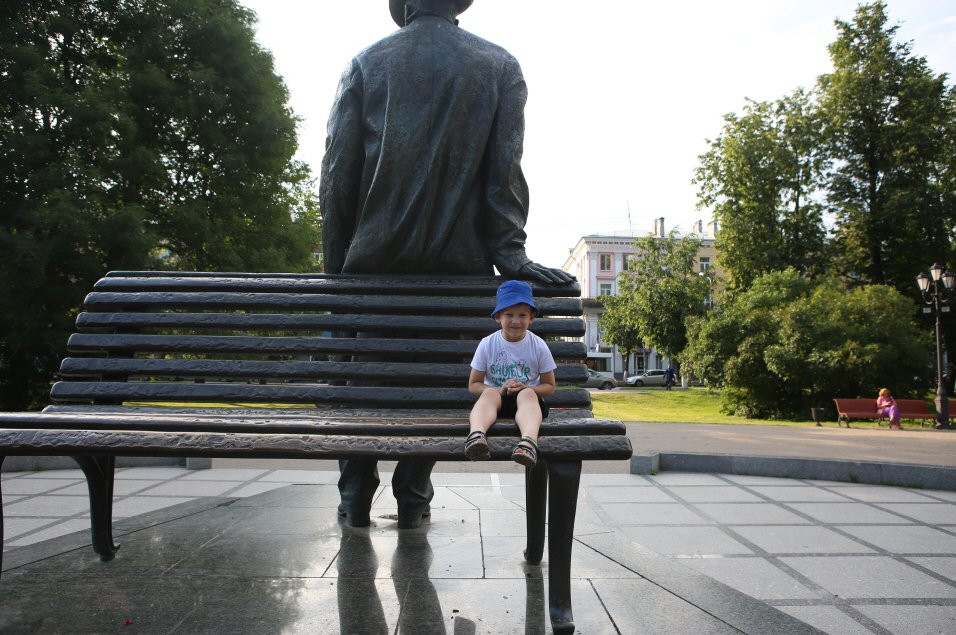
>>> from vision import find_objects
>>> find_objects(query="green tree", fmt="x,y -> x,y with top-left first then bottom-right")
695,90 -> 828,291
940,88 -> 956,275
820,1 -> 952,293
615,230 -> 712,368
598,293 -> 643,377
0,0 -> 320,409
684,270 -> 929,418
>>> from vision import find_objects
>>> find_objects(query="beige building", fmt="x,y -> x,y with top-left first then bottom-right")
561,218 -> 720,377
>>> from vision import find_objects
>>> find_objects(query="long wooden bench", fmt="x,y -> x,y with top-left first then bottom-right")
0,271 -> 631,634
833,398 -> 938,428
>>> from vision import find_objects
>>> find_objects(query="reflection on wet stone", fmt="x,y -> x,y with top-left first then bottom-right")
523,562 -> 547,635
337,523 -> 451,633
337,527 -> 387,633
393,532 -> 445,634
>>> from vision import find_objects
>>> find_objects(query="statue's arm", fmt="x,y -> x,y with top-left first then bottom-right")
319,61 -> 365,274
484,61 -> 532,277
485,60 -> 574,285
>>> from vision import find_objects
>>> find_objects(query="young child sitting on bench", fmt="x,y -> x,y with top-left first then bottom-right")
465,280 -> 556,467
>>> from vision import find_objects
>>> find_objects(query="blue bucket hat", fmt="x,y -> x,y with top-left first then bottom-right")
492,280 -> 538,317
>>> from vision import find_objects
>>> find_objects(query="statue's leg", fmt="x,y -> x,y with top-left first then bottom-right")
73,455 -> 120,560
392,458 -> 435,529
547,460 -> 581,635
523,461 -> 548,564
337,459 -> 379,527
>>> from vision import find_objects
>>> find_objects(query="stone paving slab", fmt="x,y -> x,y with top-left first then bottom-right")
0,481 -> 809,634
3,468 -> 956,633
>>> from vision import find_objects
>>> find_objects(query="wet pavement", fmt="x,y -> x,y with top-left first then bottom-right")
2,461 -> 955,633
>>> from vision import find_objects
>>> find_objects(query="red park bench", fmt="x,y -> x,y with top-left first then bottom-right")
832,398 -> 938,428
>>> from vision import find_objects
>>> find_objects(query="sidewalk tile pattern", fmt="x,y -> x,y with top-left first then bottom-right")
2,467 -> 955,633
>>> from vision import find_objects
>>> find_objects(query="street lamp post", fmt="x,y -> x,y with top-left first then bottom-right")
916,264 -> 956,429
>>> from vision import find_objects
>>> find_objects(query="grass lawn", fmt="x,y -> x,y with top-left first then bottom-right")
133,390 -> 931,430
589,387 -> 929,429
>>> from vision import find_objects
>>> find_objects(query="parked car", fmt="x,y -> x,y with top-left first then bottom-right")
625,369 -> 669,387
583,369 -> 617,390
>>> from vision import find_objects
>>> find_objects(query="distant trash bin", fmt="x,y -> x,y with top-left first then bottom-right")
810,407 -> 824,426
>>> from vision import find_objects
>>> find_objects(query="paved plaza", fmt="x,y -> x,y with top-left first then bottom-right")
1,451 -> 955,633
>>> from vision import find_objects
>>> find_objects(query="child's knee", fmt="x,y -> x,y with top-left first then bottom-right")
516,388 -> 541,414
478,386 -> 502,405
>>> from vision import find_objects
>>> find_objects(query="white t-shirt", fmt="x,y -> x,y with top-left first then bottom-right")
470,330 -> 557,388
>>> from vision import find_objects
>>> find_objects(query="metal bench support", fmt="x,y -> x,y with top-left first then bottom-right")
73,455 -> 119,560
547,459 -> 581,635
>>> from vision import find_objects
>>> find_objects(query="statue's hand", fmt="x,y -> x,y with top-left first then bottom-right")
518,261 -> 576,285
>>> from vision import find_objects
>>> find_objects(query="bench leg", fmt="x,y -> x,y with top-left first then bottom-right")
73,455 -> 119,560
547,460 -> 581,635
523,461 -> 548,565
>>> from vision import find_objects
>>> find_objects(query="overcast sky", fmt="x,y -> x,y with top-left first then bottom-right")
238,1 -> 956,269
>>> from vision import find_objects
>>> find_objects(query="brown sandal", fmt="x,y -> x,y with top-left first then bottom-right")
511,436 -> 538,467
465,430 -> 490,460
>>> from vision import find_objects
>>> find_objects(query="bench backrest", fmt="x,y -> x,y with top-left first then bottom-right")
51,273 -> 592,415
833,398 -> 877,415
895,399 -> 934,415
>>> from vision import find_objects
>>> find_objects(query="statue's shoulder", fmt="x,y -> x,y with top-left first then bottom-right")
457,27 -> 519,64
352,23 -> 521,77
353,31 -> 400,63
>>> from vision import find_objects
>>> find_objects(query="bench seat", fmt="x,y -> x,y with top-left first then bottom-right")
0,414 -> 631,460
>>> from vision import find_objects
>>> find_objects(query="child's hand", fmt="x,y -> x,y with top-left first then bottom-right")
502,379 -> 527,395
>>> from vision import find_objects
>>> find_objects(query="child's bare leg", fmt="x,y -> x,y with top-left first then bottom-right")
513,388 -> 542,439
466,387 -> 500,461
512,388 -> 542,466
469,387 -> 501,433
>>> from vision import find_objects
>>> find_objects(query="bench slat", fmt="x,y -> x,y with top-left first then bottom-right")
83,292 -> 583,316
49,382 -> 593,408
74,312 -> 586,337
0,428 -> 633,460
66,333 -> 587,359
42,404 -> 597,419
57,358 -> 590,384
0,413 -> 625,436
94,275 -> 582,298
894,399 -> 938,418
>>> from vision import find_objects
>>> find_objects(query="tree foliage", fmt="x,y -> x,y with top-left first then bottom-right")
0,0 -> 321,409
614,230 -> 712,364
696,90 -> 828,290
597,293 -> 643,376
820,1 -> 953,292
696,2 -> 955,299
689,1 -> 952,419
683,270 -> 929,418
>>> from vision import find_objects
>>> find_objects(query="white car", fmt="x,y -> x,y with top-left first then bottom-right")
625,369 -> 669,387
583,369 -> 617,390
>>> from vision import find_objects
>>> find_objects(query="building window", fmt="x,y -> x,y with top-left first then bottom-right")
599,283 -> 612,296
699,256 -> 711,272
599,253 -> 612,271
622,253 -> 635,271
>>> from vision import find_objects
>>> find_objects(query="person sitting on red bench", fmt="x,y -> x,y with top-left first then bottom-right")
877,388 -> 902,430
